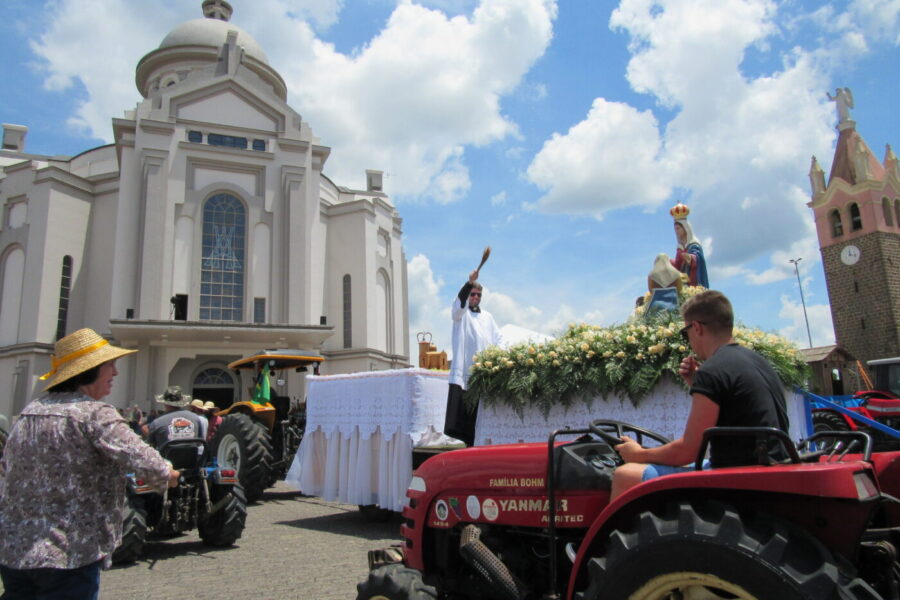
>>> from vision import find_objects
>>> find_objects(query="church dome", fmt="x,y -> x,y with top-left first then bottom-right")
159,17 -> 268,65
135,0 -> 286,100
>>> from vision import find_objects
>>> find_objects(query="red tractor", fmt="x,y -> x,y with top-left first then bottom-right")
813,357 -> 900,450
358,420 -> 900,599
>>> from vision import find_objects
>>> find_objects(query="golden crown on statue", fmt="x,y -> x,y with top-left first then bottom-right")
669,202 -> 690,220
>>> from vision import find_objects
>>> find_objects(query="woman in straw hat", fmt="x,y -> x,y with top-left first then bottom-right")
0,328 -> 180,599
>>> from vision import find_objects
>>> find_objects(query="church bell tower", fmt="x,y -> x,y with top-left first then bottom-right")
808,89 -> 900,366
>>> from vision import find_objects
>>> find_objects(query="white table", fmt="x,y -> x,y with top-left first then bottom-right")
285,368 -> 454,512
287,371 -> 808,511
475,377 -> 809,446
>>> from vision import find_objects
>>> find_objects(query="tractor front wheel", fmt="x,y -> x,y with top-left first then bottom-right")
212,413 -> 274,502
579,500 -> 875,600
356,564 -> 437,600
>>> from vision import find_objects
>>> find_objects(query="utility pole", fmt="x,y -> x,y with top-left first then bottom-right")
789,258 -> 813,348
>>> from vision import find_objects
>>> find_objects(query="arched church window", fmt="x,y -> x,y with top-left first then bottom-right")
0,245 -> 25,346
849,203 -> 862,231
56,255 -> 72,341
830,209 -> 843,238
376,270 -> 391,353
200,193 -> 245,322
895,199 -> 900,228
883,197 -> 894,227
830,209 -> 844,237
342,274 -> 352,349
194,367 -> 232,386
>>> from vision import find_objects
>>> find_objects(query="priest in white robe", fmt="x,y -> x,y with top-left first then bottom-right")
444,270 -> 502,446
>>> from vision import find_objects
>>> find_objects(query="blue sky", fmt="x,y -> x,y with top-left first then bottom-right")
2,0 -> 899,357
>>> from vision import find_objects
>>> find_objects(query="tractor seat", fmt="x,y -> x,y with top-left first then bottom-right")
157,437 -> 207,471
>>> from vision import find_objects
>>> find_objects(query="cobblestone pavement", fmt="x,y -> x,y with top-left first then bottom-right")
99,483 -> 401,600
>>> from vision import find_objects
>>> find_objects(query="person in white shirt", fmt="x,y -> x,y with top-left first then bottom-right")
443,269 -> 501,446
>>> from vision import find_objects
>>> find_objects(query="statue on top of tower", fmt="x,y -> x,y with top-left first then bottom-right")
827,87 -> 854,125
202,0 -> 233,21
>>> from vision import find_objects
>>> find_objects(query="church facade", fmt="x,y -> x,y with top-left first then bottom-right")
808,90 -> 900,368
0,1 -> 410,416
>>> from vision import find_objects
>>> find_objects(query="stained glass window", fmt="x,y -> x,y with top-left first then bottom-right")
200,194 -> 245,321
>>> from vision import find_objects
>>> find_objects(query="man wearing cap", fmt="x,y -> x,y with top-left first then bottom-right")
0,328 -> 180,598
146,387 -> 207,448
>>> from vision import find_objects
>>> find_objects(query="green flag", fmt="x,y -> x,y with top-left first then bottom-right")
252,368 -> 270,404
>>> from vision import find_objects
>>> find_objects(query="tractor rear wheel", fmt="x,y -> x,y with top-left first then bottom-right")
356,564 -> 437,600
813,410 -> 851,434
813,411 -> 852,452
212,413 -> 274,502
579,500 -> 876,600
199,484 -> 247,546
112,495 -> 148,564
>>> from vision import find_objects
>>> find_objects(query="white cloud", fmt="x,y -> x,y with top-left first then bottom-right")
278,0 -> 558,197
744,217 -> 821,285
490,191 -> 507,206
778,294 -> 835,348
28,0 -> 557,201
526,98 -> 670,218
407,253 -> 634,357
284,0 -> 345,30
527,0 -> 838,276
407,254 -> 449,354
428,149 -> 471,204
804,0 -> 900,68
29,0 -> 181,139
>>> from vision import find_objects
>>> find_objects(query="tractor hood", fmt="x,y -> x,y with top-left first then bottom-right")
416,443 -> 550,493
406,439 -> 611,534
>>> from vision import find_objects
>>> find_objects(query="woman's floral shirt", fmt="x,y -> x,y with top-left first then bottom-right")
0,392 -> 170,569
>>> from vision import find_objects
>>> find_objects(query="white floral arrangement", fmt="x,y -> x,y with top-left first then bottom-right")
466,287 -> 807,417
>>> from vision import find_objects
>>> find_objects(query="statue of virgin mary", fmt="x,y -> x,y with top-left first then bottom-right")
669,203 -> 709,288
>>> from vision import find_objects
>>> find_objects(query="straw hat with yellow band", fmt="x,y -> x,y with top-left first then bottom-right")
39,328 -> 137,391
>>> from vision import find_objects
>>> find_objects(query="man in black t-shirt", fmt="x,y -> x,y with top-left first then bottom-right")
610,290 -> 789,500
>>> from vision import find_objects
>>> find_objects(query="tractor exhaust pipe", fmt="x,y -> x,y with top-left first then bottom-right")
459,524 -> 527,600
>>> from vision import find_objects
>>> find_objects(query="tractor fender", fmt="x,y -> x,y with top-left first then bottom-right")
567,462 -> 880,599
218,401 -> 276,432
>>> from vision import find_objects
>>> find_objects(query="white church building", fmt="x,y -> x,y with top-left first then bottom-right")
0,0 -> 410,416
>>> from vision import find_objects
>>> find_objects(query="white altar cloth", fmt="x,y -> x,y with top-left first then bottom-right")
287,370 -> 808,512
285,368 -> 453,512
475,377 -> 808,447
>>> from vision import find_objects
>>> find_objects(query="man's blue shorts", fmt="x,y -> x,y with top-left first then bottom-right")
642,460 -> 711,482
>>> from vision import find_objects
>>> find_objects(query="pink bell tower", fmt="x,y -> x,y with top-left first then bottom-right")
808,89 -> 900,366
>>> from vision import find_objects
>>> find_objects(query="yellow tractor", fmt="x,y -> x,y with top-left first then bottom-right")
212,350 -> 323,501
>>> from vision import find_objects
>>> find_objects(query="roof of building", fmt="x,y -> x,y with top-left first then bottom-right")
798,344 -> 856,364
159,17 -> 268,64
828,126 -> 886,186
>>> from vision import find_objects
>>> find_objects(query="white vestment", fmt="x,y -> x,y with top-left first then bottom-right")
448,293 -> 501,389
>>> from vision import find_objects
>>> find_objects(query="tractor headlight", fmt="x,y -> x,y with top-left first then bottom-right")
408,476 -> 427,493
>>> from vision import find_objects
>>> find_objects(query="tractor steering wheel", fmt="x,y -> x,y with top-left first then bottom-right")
589,419 -> 673,462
